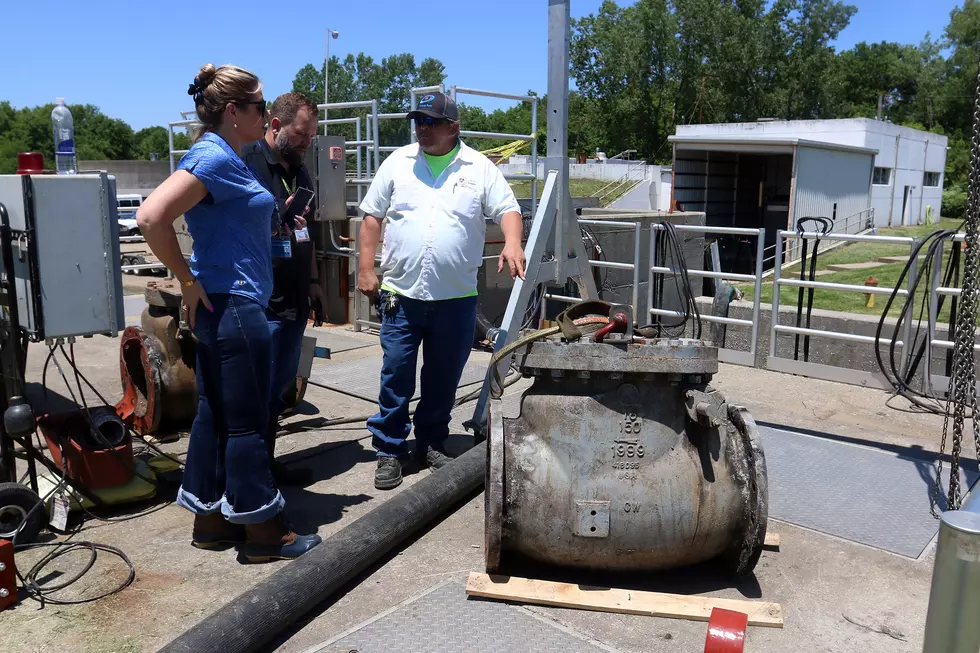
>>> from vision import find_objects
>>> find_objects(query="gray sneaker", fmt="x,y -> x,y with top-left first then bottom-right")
420,446 -> 454,470
375,456 -> 403,490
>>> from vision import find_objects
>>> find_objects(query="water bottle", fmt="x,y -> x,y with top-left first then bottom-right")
51,98 -> 77,174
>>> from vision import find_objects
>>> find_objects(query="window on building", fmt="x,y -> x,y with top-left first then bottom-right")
873,167 -> 891,185
923,171 -> 941,187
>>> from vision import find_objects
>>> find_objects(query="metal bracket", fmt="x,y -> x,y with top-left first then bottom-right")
685,389 -> 727,428
574,500 -> 610,538
464,171 -> 598,438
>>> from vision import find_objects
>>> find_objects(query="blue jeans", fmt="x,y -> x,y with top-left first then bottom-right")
176,293 -> 284,524
269,315 -> 306,421
367,292 -> 478,457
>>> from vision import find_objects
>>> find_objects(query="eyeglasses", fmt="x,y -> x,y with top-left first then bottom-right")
415,116 -> 451,127
239,99 -> 267,114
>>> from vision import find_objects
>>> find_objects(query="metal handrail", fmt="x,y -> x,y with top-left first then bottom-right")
761,207 -> 878,271
608,149 -> 637,161
595,161 -> 646,206
768,228 -> 920,383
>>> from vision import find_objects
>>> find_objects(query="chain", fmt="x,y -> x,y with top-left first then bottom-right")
939,56 -> 980,514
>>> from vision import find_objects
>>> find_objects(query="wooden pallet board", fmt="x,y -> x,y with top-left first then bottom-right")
465,573 -> 784,628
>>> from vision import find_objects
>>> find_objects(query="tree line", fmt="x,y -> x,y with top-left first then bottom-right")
4,0 -> 980,215
0,102 -> 190,174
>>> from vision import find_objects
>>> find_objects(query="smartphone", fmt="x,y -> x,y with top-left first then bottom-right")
281,186 -> 315,228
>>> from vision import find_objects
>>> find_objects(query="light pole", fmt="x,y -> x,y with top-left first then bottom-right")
324,28 -> 339,133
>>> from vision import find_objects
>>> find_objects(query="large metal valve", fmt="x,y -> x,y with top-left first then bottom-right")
486,335 -> 768,576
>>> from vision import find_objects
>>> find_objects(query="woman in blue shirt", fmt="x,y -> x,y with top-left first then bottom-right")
136,63 -> 320,562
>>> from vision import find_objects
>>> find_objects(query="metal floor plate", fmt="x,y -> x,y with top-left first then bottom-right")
760,425 -> 979,557
308,354 -> 488,402
308,580 -> 619,653
307,328 -> 378,353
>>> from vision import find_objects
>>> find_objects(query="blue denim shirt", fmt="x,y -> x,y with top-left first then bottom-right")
178,132 -> 276,307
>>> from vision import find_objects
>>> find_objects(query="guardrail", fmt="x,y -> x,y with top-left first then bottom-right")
922,233 -> 980,396
761,208 -> 876,273
649,225 -> 766,366
594,161 -> 646,207
768,229 -> 918,388
538,220 -> 766,366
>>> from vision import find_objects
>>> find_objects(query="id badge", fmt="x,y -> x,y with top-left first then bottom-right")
294,227 -> 310,243
272,236 -> 292,259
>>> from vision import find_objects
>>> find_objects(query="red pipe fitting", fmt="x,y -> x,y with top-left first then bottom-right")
594,312 -> 628,343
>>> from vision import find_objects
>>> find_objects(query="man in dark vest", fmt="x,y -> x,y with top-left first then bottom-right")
243,92 -> 325,485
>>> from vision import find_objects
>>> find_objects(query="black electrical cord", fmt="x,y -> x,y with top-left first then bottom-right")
38,345 -> 177,526
794,216 -> 833,362
903,239 -> 961,392
59,344 -> 187,468
645,221 -> 702,339
874,229 -> 965,415
62,344 -> 159,485
9,453 -> 135,606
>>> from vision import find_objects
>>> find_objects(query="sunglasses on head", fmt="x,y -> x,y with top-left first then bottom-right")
239,99 -> 267,114
415,115 -> 451,127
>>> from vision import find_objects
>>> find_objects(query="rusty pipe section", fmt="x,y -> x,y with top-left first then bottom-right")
117,281 -> 198,435
487,338 -> 768,575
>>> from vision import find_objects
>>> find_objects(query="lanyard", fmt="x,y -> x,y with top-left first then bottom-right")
281,176 -> 296,195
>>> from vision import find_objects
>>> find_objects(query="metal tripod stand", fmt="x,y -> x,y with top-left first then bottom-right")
465,0 -> 598,436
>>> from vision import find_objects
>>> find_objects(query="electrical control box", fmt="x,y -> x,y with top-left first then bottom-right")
0,173 -> 125,341
305,135 -> 347,221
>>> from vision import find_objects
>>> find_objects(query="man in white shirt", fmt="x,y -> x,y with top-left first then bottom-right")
358,92 -> 526,489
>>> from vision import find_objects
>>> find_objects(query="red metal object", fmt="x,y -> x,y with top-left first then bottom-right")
37,411 -> 134,490
15,152 -> 44,175
704,608 -> 748,653
0,539 -> 17,611
116,326 -> 163,435
593,312 -> 628,343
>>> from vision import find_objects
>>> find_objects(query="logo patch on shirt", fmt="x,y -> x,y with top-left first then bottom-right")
455,175 -> 476,191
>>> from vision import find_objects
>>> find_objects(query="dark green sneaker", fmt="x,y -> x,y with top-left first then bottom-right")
375,456 -> 403,490
419,445 -> 454,470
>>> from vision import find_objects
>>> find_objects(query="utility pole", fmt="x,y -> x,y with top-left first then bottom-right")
324,28 -> 339,133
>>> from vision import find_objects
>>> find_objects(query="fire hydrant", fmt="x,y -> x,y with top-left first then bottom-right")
864,276 -> 879,309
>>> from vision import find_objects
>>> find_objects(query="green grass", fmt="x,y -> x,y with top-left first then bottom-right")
738,218 -> 966,324
778,218 -> 963,277
509,178 -> 608,199
508,178 -> 640,207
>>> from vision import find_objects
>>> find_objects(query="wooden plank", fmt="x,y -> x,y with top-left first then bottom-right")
465,573 -> 783,628
764,532 -> 780,549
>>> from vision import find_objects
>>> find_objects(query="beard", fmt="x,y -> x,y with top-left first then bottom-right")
275,130 -> 306,168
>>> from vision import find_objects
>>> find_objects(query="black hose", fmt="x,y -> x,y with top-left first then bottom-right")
873,229 -> 962,414
793,236 -> 810,360
160,442 -> 487,653
794,217 -> 832,361
649,222 -> 702,339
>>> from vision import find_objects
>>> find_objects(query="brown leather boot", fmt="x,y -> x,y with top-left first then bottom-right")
242,513 -> 322,563
192,513 -> 246,550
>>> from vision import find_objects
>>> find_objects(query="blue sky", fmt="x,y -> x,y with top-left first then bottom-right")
0,0 -> 964,132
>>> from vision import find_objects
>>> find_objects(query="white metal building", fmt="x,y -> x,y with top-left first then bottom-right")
667,133 -> 877,268
672,119 -> 947,229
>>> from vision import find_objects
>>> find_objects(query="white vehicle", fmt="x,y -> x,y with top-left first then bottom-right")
116,194 -> 143,236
